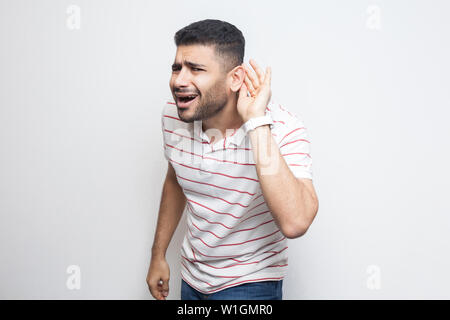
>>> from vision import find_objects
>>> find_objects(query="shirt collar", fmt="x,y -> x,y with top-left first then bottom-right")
193,102 -> 274,147
194,119 -> 247,147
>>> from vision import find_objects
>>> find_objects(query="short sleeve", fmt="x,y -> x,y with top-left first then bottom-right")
277,117 -> 313,180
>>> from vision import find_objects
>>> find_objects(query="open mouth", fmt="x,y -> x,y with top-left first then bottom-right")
177,95 -> 198,108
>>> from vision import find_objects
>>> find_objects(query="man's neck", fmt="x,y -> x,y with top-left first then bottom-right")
201,96 -> 244,144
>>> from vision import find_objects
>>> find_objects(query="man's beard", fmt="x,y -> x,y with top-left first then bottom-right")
177,79 -> 228,123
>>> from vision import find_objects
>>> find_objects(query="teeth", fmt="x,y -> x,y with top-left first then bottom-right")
179,95 -> 196,100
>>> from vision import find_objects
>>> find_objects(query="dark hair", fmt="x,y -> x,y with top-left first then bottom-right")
174,19 -> 245,73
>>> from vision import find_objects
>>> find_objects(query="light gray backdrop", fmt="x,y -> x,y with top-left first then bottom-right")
1,0 -> 449,299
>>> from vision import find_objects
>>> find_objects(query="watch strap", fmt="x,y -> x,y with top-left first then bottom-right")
243,114 -> 274,133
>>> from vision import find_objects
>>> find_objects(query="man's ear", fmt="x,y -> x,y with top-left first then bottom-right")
229,65 -> 246,93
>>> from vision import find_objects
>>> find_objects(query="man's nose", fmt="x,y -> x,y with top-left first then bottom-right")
174,68 -> 191,87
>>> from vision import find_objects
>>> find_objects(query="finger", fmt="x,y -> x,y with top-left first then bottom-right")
162,279 -> 170,298
249,59 -> 265,84
244,73 -> 256,96
149,278 -> 166,300
149,283 -> 163,300
263,66 -> 271,87
243,63 -> 260,89
157,287 -> 166,300
239,82 -> 248,99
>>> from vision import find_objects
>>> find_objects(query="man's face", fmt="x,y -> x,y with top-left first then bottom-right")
169,44 -> 230,123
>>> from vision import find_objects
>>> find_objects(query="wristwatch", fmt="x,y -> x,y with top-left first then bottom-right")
243,114 -> 274,133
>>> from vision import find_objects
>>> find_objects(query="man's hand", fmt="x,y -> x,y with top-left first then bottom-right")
237,59 -> 272,123
146,256 -> 170,300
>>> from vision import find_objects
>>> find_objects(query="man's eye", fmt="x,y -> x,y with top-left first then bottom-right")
171,67 -> 203,72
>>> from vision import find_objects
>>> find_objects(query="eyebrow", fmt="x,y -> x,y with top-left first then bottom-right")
172,60 -> 207,69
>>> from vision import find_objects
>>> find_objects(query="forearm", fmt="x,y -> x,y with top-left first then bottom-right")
248,124 -> 315,237
151,176 -> 187,258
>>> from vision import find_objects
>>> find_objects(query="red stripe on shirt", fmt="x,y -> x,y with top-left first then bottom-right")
231,246 -> 288,263
188,205 -> 272,230
181,263 -> 213,287
183,246 -> 287,270
182,250 -> 286,272
239,210 -> 271,225
279,138 -> 310,149
163,114 -> 185,123
165,143 -> 255,166
278,127 -> 305,145
278,104 -> 294,118
281,152 -> 311,158
215,146 -> 252,151
189,236 -> 286,259
178,175 -> 256,196
184,188 -> 250,208
164,128 -> 209,144
190,218 -> 275,240
188,206 -> 233,229
188,199 -> 242,219
246,201 -> 267,214
170,158 -> 259,182
188,226 -> 280,248
248,193 -> 264,205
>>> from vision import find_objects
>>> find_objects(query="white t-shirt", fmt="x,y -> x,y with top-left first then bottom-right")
161,97 -> 313,294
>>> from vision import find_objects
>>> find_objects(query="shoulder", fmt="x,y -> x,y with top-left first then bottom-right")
161,98 -> 178,120
267,97 -> 308,142
160,98 -> 195,154
267,96 -> 303,125
161,98 -> 191,130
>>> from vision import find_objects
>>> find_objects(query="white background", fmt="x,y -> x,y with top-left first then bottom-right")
1,0 -> 449,299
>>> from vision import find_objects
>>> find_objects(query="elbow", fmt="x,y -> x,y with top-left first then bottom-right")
281,206 -> 318,239
281,221 -> 309,239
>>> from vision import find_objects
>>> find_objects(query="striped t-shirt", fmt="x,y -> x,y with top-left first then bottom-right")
161,96 -> 313,294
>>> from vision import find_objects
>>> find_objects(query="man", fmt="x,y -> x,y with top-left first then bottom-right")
146,19 -> 319,300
